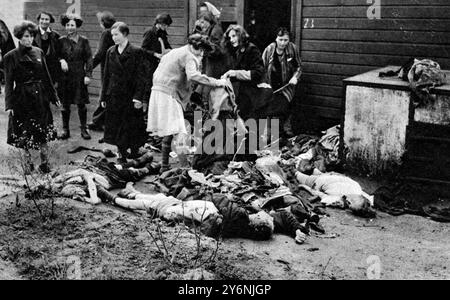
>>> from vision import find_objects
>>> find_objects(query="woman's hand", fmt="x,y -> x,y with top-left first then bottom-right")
6,109 -> 14,117
60,59 -> 69,72
84,77 -> 91,85
55,99 -> 62,108
154,53 -> 163,60
221,70 -> 237,79
133,100 -> 143,110
289,77 -> 298,86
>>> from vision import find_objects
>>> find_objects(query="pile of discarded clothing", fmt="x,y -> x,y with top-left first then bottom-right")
139,156 -> 328,242
374,183 -> 450,223
281,125 -> 346,174
379,58 -> 447,108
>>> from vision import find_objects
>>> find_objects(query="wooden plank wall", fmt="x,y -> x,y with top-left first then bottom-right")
297,0 -> 450,132
24,0 -> 189,96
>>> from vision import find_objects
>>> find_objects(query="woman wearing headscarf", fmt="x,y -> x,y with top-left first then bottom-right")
262,27 -> 301,137
57,14 -> 93,140
194,11 -> 227,79
88,11 -> 116,132
147,33 -> 227,173
3,21 -> 61,173
33,11 -> 61,86
199,2 -> 222,20
100,22 -> 147,163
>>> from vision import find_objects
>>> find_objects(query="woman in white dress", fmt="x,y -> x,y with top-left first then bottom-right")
147,33 -> 227,173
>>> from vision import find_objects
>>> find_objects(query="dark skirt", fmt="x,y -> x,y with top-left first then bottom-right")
104,100 -> 147,151
58,61 -> 90,106
257,93 -> 290,119
7,82 -> 57,149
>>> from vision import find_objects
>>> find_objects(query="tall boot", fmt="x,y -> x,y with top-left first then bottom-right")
117,147 -> 128,165
59,110 -> 71,140
161,135 -> 173,174
78,106 -> 91,140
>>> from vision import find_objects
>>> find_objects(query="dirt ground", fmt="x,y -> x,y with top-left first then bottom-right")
0,90 -> 449,280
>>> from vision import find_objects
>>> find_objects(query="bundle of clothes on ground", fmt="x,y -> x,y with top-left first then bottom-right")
374,183 -> 450,223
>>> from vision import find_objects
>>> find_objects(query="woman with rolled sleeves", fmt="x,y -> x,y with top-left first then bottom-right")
100,22 -> 147,163
262,27 -> 302,137
3,21 -> 61,173
147,33 -> 227,173
57,14 -> 93,140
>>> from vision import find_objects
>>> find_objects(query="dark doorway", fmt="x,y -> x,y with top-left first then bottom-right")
245,0 -> 292,51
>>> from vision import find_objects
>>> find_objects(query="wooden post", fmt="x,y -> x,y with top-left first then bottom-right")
291,0 -> 303,48
237,0 -> 245,26
188,0 -> 198,35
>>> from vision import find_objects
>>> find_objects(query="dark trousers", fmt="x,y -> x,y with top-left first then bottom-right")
62,104 -> 88,129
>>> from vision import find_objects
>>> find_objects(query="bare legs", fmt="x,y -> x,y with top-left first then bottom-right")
161,135 -> 174,173
22,143 -> 51,174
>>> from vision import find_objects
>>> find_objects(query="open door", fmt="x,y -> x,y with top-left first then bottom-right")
244,0 -> 292,51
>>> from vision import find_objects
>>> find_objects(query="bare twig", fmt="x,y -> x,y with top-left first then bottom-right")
156,222 -> 170,258
320,257 -> 333,278
145,227 -> 170,264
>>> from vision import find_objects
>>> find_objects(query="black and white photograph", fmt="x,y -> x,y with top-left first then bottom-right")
0,0 -> 448,283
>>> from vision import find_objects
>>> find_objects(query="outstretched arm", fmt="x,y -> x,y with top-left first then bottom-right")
186,56 -> 225,87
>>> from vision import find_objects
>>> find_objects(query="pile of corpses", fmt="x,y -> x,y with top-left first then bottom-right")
47,126 -> 376,244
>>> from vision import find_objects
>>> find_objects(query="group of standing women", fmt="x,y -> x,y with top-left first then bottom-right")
2,12 -> 116,172
148,2 -> 302,172
3,3 -> 302,174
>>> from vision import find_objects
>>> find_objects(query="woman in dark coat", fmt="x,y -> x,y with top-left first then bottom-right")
57,14 -> 93,140
100,22 -> 147,163
0,19 -> 16,94
0,19 -> 15,57
141,13 -> 173,103
221,25 -> 266,120
88,11 -> 116,131
3,21 -> 60,173
33,11 -> 61,86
